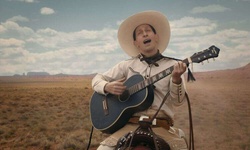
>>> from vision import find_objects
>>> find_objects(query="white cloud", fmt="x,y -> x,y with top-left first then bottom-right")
0,38 -> 25,47
165,15 -> 249,72
116,20 -> 123,26
1,21 -> 35,37
0,25 -> 7,34
0,19 -> 120,75
9,0 -> 38,3
168,25 -> 250,71
190,4 -> 231,14
7,15 -> 29,22
25,27 -> 118,52
213,29 -> 250,63
36,28 -> 58,36
0,14 -> 249,75
23,0 -> 36,2
40,7 -> 55,15
170,17 -> 217,36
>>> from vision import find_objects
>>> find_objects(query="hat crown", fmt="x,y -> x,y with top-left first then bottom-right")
118,11 -> 171,57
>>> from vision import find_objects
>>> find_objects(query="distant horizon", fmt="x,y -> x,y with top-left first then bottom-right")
2,62 -> 249,77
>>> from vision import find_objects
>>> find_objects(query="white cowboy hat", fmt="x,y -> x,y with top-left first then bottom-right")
117,10 -> 171,57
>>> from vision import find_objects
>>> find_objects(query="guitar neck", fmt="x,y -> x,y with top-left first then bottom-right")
128,58 -> 189,95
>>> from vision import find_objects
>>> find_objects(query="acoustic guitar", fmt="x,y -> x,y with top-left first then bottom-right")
90,45 -> 220,134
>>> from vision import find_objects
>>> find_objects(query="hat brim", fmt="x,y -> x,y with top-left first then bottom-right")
118,11 -> 171,57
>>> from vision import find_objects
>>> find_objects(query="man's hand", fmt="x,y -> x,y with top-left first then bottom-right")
172,61 -> 187,84
104,77 -> 126,95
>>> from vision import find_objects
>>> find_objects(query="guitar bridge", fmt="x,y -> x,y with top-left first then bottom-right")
102,96 -> 109,116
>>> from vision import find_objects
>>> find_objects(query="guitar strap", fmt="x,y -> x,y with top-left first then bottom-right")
149,89 -> 195,150
149,90 -> 170,123
115,91 -> 171,150
115,89 -> 195,150
160,55 -> 195,149
185,92 -> 195,150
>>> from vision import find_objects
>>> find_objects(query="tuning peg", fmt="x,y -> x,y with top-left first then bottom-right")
207,59 -> 209,63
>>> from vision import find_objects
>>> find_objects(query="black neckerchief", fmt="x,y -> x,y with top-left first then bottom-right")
139,50 -> 164,67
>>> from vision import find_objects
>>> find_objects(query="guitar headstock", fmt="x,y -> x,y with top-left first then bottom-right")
191,45 -> 220,63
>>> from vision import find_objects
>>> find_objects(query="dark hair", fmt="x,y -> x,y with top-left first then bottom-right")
133,24 -> 156,41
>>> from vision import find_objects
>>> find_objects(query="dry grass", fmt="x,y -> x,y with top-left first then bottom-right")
0,76 -> 104,150
0,73 -> 249,150
174,78 -> 250,150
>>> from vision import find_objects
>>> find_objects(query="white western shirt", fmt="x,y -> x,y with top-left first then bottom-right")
92,57 -> 186,119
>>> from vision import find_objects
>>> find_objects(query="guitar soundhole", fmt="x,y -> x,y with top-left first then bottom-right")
119,90 -> 130,102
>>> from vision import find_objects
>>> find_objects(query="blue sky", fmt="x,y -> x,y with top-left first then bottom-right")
0,0 -> 249,76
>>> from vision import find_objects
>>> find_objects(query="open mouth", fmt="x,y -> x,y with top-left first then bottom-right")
143,39 -> 151,44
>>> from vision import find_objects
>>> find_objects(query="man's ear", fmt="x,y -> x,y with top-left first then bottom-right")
155,34 -> 159,43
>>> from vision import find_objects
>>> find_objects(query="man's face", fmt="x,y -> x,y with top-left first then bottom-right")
133,24 -> 159,57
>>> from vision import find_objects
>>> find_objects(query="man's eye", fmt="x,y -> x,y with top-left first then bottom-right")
137,31 -> 142,35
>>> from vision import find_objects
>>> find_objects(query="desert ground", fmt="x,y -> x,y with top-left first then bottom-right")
0,63 -> 249,150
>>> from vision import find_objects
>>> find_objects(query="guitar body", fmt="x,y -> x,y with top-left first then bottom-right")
90,74 -> 154,134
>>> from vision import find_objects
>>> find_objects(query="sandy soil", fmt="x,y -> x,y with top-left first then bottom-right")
175,78 -> 250,150
0,63 -> 249,150
174,63 -> 250,150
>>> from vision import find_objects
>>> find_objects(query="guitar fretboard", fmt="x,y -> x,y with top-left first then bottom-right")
128,58 -> 189,95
